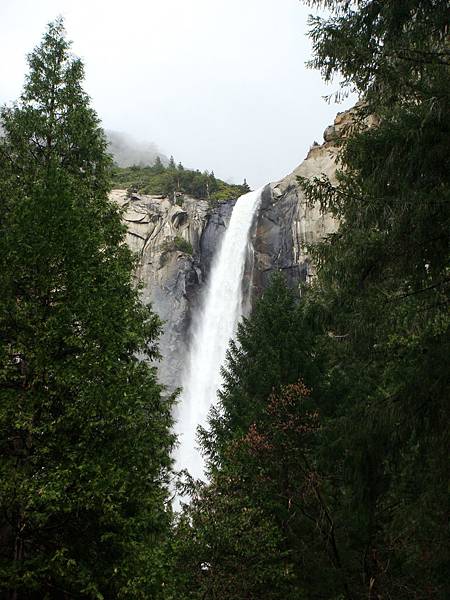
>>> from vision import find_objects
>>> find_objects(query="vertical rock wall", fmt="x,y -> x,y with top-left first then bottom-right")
114,107 -> 368,391
111,190 -> 235,391
249,141 -> 339,298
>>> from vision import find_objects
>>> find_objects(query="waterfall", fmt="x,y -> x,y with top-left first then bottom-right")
174,187 -> 263,483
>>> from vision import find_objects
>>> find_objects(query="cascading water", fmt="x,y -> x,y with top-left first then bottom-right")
174,187 -> 264,483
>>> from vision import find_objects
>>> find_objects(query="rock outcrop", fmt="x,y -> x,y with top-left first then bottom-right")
249,133 -> 339,297
248,104 -> 379,297
110,191 -> 235,391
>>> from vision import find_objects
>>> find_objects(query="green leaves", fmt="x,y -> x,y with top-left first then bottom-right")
296,4 -> 450,596
170,277 -> 336,599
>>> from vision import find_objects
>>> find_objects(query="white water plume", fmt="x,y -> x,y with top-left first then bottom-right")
174,187 -> 264,483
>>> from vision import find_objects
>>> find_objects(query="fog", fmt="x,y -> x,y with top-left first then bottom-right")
106,131 -> 167,168
0,0 -> 356,187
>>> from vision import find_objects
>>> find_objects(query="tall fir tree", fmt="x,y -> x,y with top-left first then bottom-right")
152,155 -> 165,174
203,273 -> 320,464
169,276 -> 338,599
299,1 -> 450,597
0,20 -> 174,599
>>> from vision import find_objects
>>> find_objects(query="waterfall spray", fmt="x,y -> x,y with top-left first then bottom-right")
174,187 -> 263,483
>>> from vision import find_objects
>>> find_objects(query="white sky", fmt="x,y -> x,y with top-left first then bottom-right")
0,0 -> 355,187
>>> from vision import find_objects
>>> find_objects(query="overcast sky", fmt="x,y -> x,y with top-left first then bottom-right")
0,0 -> 356,187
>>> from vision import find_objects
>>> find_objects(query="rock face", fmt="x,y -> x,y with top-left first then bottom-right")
111,191 -> 235,391
113,107 -> 362,391
199,200 -> 236,276
248,104 -> 379,298
249,137 -> 339,298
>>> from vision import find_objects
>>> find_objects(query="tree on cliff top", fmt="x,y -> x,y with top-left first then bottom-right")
0,19 -> 174,599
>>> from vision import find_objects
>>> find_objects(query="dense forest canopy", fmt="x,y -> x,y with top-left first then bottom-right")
111,159 -> 250,203
1,1 -> 449,598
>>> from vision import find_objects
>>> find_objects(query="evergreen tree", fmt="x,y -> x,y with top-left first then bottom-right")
168,155 -> 176,169
299,104 -> 450,600
169,276 -> 339,599
153,155 -> 165,174
305,0 -> 449,106
169,476 -> 290,600
241,178 -> 250,193
204,274 -> 319,463
0,20 -> 174,599
298,1 -> 450,597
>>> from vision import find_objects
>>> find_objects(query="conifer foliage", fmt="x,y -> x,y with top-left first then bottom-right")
0,20 -> 173,599
169,277 -> 335,599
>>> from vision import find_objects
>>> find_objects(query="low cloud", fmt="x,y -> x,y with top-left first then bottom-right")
106,130 -> 168,167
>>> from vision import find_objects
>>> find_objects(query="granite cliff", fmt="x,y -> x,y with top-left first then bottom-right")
112,108 -> 363,391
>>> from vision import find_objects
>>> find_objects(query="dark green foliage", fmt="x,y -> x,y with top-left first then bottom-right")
161,236 -> 193,257
111,161 -> 250,202
298,101 -> 450,599
160,236 -> 193,267
241,178 -> 251,193
173,235 -> 193,255
203,274 -> 320,463
0,20 -> 174,599
169,477 -> 291,600
305,0 -> 450,106
298,2 -> 450,597
170,277 -> 350,599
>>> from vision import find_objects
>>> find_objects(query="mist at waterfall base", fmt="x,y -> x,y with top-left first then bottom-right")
173,187 -> 263,496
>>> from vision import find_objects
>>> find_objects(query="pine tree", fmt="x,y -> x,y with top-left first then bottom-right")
300,104 -> 450,599
170,277 -> 317,598
203,274 -> 319,462
298,2 -> 450,597
169,477 -> 290,600
305,0 -> 449,107
0,20 -> 174,599
153,155 -> 165,174
172,276 -> 345,599
241,178 -> 250,193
